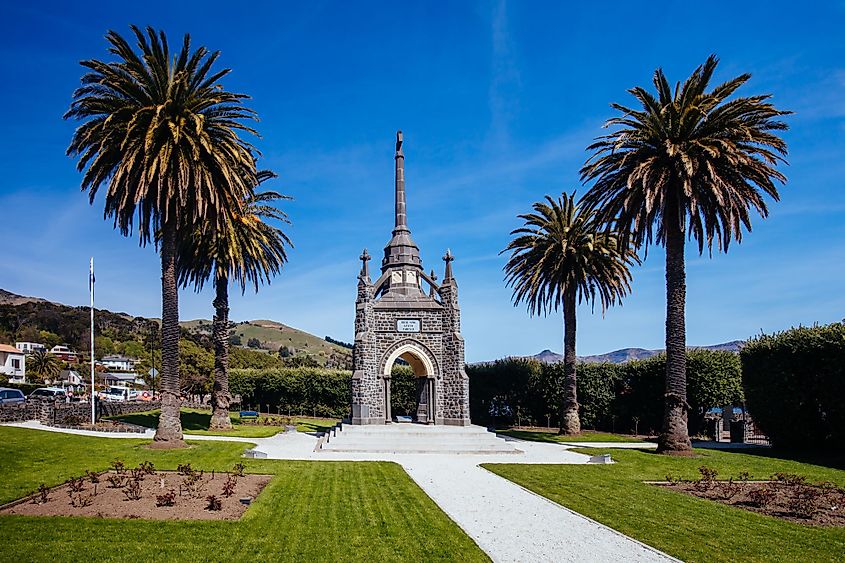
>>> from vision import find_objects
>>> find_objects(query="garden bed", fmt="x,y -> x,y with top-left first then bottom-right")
653,467 -> 845,527
1,461 -> 271,521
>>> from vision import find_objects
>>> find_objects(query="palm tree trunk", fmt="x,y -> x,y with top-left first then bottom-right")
658,207 -> 692,453
153,223 -> 185,447
559,286 -> 580,435
209,273 -> 233,430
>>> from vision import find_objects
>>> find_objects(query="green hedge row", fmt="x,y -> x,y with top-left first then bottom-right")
741,323 -> 845,450
229,365 -> 420,419
468,349 -> 744,434
229,367 -> 351,418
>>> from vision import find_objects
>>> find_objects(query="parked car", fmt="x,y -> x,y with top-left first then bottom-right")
0,388 -> 26,405
28,387 -> 68,401
98,386 -> 133,402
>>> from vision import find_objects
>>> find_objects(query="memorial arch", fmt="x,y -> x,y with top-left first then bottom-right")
351,131 -> 470,426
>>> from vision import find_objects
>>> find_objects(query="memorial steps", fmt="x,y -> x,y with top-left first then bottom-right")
317,423 -> 523,455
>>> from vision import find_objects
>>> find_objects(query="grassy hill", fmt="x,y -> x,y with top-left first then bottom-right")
181,318 -> 350,366
0,288 -> 351,368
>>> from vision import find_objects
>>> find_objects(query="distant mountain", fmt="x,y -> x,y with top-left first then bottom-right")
527,340 -> 745,365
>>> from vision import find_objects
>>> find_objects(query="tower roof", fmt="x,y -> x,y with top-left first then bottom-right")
380,131 -> 426,298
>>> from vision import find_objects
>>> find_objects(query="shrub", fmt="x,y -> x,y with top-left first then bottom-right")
205,495 -> 222,511
741,323 -> 845,450
749,486 -> 776,509
122,479 -> 142,501
230,367 -> 351,417
466,350 -> 742,432
156,489 -> 176,507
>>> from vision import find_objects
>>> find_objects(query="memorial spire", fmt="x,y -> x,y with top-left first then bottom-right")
394,130 -> 407,232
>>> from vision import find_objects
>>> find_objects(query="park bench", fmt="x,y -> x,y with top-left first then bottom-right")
239,410 -> 259,420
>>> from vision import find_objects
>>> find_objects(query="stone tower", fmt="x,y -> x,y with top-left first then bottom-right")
351,132 -> 470,425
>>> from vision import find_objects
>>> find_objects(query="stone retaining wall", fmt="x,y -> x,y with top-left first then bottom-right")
0,400 -> 160,426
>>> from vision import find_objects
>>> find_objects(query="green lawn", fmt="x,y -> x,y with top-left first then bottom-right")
497,428 -> 645,443
108,408 -> 339,437
0,427 -> 487,562
485,448 -> 845,562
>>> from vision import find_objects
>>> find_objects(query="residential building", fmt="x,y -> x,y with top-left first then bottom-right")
49,345 -> 79,363
100,355 -> 138,372
0,344 -> 26,383
55,369 -> 83,386
99,372 -> 145,387
15,341 -> 46,354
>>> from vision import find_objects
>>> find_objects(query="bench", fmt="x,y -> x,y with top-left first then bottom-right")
239,410 -> 259,420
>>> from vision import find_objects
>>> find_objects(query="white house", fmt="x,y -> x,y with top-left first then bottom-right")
49,345 -> 79,363
56,369 -> 83,385
100,355 -> 138,372
0,344 -> 26,383
15,341 -> 46,354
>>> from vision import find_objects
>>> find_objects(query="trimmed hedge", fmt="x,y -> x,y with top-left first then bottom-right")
468,349 -> 743,434
230,367 -> 351,418
228,366 -> 419,419
741,323 -> 845,450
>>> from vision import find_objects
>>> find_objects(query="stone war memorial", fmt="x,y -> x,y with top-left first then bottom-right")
351,131 -> 470,426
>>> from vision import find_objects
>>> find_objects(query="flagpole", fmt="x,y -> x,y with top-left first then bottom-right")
90,257 -> 95,426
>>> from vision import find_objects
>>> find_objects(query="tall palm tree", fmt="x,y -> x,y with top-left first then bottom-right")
177,174 -> 291,429
65,26 -> 259,446
581,55 -> 789,453
27,350 -> 62,383
502,192 -> 638,434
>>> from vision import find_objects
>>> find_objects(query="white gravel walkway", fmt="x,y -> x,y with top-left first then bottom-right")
3,421 -> 676,562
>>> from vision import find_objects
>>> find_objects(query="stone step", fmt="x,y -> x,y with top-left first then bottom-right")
321,446 -> 522,455
319,424 -> 522,455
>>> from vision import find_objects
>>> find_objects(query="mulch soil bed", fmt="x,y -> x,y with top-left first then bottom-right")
653,476 -> 845,527
1,469 -> 271,521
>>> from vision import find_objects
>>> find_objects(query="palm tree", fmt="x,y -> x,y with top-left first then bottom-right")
65,26 -> 259,446
581,55 -> 789,453
177,174 -> 291,429
502,192 -> 638,434
28,350 -> 62,383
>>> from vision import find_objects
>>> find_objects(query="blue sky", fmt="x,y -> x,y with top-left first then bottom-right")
1,1 -> 844,362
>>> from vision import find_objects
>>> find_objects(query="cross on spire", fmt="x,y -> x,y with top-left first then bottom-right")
359,248 -> 371,279
443,249 -> 454,281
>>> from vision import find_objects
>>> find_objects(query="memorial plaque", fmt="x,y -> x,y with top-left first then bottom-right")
396,319 -> 421,333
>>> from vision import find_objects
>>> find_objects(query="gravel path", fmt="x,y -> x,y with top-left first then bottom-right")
4,421 -> 676,561
403,457 -> 675,562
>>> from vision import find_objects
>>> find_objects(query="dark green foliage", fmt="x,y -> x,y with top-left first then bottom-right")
389,366 -> 418,417
228,347 -> 283,369
325,336 -> 353,350
230,368 -> 351,417
246,338 -> 261,349
572,362 -> 622,429
468,349 -> 742,433
741,323 -> 845,450
0,301 -> 158,354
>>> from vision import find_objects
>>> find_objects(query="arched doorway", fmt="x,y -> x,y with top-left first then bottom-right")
381,343 -> 436,424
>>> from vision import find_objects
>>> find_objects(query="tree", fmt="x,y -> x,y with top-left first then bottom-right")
177,184 -> 291,429
28,350 -> 62,383
65,26 -> 260,446
502,192 -> 638,434
581,55 -> 789,453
